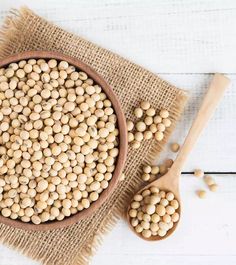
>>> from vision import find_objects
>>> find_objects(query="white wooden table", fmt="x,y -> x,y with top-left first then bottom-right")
0,1 -> 236,264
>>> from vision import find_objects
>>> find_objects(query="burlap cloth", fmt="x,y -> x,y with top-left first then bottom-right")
0,7 -> 187,265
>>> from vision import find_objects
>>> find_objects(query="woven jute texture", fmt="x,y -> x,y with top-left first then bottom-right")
0,8 -> 187,265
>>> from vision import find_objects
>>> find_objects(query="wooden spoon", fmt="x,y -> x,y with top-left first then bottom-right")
127,73 -> 230,241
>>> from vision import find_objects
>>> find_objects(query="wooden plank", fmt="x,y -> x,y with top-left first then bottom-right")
0,245 -> 38,265
93,255 -> 236,265
157,74 -> 236,172
92,175 -> 236,257
1,0 -> 236,73
0,174 -> 235,265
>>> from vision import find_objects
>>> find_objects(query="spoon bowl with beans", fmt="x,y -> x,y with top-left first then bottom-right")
127,73 -> 230,241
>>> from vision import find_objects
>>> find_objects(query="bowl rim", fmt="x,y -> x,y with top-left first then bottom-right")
0,51 -> 127,230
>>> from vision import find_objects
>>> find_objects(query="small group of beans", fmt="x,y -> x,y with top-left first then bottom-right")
127,101 -> 171,149
204,175 -> 218,192
141,158 -> 174,182
0,58 -> 119,224
141,165 -> 160,182
194,169 -> 218,198
169,143 -> 219,199
129,186 -> 179,239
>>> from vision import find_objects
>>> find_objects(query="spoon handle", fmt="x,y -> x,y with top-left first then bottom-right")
171,73 -> 230,175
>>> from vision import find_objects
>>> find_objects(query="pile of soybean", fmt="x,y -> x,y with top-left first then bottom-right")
0,58 -> 119,224
129,186 -> 179,239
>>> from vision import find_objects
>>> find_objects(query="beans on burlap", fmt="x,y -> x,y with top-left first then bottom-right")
0,8 -> 187,265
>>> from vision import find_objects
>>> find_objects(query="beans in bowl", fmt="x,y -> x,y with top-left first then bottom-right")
0,58 -> 119,224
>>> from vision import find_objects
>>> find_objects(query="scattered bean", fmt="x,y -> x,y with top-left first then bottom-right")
170,142 -> 180,153
197,190 -> 206,199
209,184 -> 218,192
194,169 -> 204,178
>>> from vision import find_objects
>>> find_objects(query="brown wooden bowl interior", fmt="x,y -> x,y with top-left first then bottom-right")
0,51 -> 127,230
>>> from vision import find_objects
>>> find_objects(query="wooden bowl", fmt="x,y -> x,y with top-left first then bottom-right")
0,51 -> 127,230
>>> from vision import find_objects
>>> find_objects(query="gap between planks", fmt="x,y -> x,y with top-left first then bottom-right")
182,172 -> 236,174
155,73 -> 236,75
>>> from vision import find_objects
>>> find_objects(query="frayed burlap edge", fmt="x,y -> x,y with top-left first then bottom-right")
0,7 -> 188,265
0,9 -> 24,56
